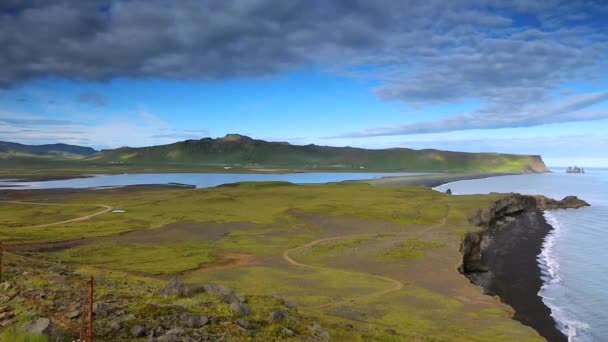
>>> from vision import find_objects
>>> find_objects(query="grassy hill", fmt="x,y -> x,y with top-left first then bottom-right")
0,141 -> 97,158
86,134 -> 549,173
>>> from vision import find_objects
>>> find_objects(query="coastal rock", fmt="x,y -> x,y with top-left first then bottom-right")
462,193 -> 590,274
534,195 -> 590,210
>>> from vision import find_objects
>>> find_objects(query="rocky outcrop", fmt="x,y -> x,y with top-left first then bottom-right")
461,194 -> 589,273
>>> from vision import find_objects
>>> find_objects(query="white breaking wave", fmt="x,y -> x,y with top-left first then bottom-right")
539,212 -> 590,342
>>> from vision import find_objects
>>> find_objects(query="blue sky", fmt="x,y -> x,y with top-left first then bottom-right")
1,1 -> 607,166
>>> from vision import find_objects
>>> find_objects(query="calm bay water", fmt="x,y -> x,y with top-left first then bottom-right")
435,168 -> 608,342
0,172 -> 424,190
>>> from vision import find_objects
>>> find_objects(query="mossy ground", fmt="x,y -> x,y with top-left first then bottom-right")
0,183 -> 544,341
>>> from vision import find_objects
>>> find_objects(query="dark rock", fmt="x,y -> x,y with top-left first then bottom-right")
130,325 -> 146,337
272,293 -> 298,310
445,188 -> 452,195
535,195 -> 590,210
93,303 -> 109,318
109,321 -> 121,331
161,277 -> 186,297
67,310 -> 80,319
185,315 -> 208,328
235,319 -> 252,329
268,310 -> 287,323
462,193 -> 590,274
229,301 -> 251,316
198,284 -> 244,304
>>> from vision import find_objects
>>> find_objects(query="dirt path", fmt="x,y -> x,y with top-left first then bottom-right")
283,233 -> 406,310
0,201 -> 113,228
283,206 -> 450,310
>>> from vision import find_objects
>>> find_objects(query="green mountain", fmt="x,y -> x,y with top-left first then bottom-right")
86,134 -> 549,173
0,141 -> 97,158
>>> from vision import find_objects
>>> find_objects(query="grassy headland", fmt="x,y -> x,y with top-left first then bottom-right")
0,135 -> 548,180
0,183 -> 546,341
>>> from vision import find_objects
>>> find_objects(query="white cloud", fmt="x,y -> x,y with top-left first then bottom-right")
335,91 -> 608,137
0,109 -> 208,148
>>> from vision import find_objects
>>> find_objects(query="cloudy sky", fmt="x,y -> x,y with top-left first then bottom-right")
1,1 -> 607,166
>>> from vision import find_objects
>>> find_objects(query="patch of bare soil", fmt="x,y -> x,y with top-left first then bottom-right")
185,253 -> 260,273
285,208 -> 422,236
114,220 -> 256,243
5,220 -> 258,252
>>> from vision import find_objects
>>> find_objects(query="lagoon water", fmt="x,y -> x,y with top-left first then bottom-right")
0,172 -> 424,190
435,168 -> 608,342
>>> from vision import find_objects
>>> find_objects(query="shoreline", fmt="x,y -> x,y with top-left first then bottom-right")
460,191 -> 591,342
471,210 -> 566,341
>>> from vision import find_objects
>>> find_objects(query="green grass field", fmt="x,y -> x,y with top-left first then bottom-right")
0,183 -> 544,341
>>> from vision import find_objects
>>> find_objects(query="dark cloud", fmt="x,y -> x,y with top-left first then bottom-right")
78,91 -> 107,106
1,0 -> 607,128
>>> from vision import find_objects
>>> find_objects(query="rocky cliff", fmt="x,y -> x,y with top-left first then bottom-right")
460,194 -> 589,273
459,193 -> 589,342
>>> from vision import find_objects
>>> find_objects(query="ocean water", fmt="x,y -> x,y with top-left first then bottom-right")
435,168 -> 608,341
0,172 -> 425,190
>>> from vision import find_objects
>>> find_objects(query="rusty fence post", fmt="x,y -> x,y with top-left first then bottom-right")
89,275 -> 94,342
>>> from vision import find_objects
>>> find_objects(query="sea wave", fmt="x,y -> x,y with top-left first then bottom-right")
539,211 -> 590,342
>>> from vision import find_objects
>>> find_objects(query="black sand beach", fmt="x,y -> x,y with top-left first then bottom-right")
471,211 -> 566,342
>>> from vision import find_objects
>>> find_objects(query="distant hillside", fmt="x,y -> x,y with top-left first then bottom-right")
0,141 -> 97,158
86,134 -> 549,173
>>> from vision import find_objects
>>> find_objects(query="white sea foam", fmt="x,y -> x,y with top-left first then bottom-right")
539,212 -> 590,341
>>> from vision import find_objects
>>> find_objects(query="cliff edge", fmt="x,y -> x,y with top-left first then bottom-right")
459,194 -> 589,341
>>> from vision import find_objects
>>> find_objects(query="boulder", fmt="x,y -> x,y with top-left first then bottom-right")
19,318 -> 51,335
235,319 -> 252,329
185,315 -> 208,328
67,310 -> 80,319
161,277 -> 186,297
308,322 -> 330,341
268,310 -> 287,323
199,284 -> 244,304
229,301 -> 251,316
272,293 -> 298,310
108,321 -> 121,331
130,325 -> 146,337
282,327 -> 295,336
157,334 -> 177,342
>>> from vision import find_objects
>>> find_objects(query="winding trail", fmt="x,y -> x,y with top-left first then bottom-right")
283,233 -> 407,310
283,205 -> 450,310
0,201 -> 113,229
